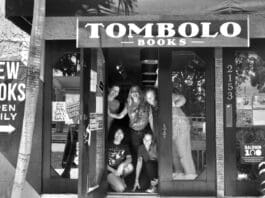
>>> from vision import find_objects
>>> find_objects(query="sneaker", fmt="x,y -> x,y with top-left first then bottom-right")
184,174 -> 197,180
146,185 -> 157,193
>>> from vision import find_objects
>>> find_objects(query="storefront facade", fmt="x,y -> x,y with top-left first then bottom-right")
3,0 -> 265,197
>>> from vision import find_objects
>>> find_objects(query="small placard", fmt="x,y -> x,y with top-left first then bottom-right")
52,102 -> 67,122
89,113 -> 103,131
241,144 -> 264,164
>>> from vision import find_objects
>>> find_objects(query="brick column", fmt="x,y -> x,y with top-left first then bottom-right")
215,48 -> 224,198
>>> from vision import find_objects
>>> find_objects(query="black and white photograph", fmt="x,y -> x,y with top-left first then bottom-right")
1,0 -> 265,198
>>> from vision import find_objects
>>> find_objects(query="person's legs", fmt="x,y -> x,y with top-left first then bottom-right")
144,160 -> 158,192
123,163 -> 134,176
145,160 -> 158,181
62,128 -> 71,167
107,173 -> 126,192
176,128 -> 196,177
172,139 -> 184,174
130,130 -> 144,164
61,128 -> 78,178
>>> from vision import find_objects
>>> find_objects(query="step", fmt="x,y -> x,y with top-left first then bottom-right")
107,192 -> 158,198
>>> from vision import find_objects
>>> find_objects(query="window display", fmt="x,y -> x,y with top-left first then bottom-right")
234,51 -> 265,181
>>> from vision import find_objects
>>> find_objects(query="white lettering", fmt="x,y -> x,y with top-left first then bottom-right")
128,23 -> 154,38
0,84 -> 6,101
8,83 -> 17,101
106,23 -> 126,38
178,22 -> 199,38
179,38 -> 187,46
157,23 -> 175,38
220,22 -> 241,38
17,83 -> 26,101
137,39 -> 145,46
7,61 -> 19,79
10,113 -> 17,120
0,62 -> 5,80
84,23 -> 104,39
157,39 -> 166,46
201,22 -> 218,38
147,39 -> 156,46
167,39 -> 177,46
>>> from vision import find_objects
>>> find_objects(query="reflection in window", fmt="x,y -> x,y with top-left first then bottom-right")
171,51 -> 206,180
51,53 -> 80,179
235,51 -> 265,181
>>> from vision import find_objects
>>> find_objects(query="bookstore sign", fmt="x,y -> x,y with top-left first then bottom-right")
0,61 -> 26,134
77,17 -> 249,48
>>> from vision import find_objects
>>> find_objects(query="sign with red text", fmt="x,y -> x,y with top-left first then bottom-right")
77,16 -> 249,48
0,61 -> 26,134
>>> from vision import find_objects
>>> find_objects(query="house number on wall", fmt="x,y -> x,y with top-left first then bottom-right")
226,64 -> 234,101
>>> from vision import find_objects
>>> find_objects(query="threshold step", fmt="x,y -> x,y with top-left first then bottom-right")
107,192 -> 158,198
41,194 -> 77,198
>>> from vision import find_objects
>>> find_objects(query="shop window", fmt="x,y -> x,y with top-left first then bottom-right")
234,51 -> 265,181
51,52 -> 80,179
224,42 -> 265,196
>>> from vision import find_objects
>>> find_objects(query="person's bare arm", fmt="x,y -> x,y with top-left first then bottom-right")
108,106 -> 128,119
149,106 -> 154,132
133,157 -> 143,191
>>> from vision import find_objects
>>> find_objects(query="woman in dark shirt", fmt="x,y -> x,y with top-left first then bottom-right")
133,133 -> 158,193
107,128 -> 134,192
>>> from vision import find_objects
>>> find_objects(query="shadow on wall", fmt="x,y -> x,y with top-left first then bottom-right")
0,152 -> 40,198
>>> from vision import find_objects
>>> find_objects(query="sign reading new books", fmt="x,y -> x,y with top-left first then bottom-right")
77,16 -> 249,48
0,61 -> 26,134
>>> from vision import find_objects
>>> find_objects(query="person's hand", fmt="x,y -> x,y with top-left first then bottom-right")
132,180 -> 140,191
107,109 -> 111,116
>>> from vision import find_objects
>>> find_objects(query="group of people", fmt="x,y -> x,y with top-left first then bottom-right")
107,85 -> 158,193
107,84 -> 197,193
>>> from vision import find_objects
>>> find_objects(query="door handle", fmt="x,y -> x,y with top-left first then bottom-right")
84,125 -> 91,146
162,123 -> 167,139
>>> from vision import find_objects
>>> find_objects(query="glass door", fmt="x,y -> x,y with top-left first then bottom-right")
158,48 -> 216,196
79,48 -> 107,198
43,41 -> 79,193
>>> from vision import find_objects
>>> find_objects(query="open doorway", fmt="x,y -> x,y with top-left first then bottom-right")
106,48 -> 159,194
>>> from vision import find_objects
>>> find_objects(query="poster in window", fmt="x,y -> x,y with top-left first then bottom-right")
52,102 -> 67,122
253,94 -> 265,109
241,144 -> 264,164
236,109 -> 252,127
